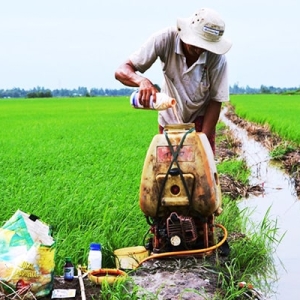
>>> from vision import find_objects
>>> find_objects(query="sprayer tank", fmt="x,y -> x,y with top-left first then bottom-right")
139,123 -> 222,218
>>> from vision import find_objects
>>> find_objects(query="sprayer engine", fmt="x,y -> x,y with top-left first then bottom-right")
140,123 -> 223,254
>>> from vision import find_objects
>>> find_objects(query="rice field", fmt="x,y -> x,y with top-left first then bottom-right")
0,97 -> 159,271
0,96 -> 279,295
230,94 -> 300,145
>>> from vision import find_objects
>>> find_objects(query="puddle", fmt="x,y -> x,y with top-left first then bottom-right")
220,109 -> 300,300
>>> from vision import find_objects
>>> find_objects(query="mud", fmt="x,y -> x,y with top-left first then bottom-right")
41,256 -> 225,300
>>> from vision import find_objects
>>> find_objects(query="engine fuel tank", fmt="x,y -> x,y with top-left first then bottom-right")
139,123 -> 222,218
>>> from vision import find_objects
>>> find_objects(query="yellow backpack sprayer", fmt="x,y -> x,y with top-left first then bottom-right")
138,123 -> 228,262
90,96 -> 230,286
113,94 -> 229,270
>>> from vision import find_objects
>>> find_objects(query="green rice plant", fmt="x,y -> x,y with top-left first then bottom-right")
230,94 -> 300,145
209,205 -> 281,299
230,220 -> 275,275
216,121 -> 227,140
96,278 -> 143,300
217,196 -> 243,233
0,96 -> 158,273
270,141 -> 297,160
217,159 -> 250,185
99,275 -> 171,300
214,260 -> 249,300
223,206 -> 281,296
195,196 -> 279,299
216,122 -> 240,150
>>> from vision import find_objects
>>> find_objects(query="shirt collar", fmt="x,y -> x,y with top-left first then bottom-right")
175,36 -> 207,64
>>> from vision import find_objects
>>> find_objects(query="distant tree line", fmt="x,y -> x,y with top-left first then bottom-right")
230,83 -> 300,95
0,86 -> 136,98
27,90 -> 53,98
0,84 -> 299,99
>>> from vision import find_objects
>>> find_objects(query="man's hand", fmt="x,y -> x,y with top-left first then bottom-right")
115,60 -> 158,108
138,79 -> 158,107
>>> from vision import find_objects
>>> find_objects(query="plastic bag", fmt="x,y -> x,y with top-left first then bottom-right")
0,210 -> 55,298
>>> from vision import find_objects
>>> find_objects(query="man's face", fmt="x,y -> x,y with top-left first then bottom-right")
183,43 -> 205,57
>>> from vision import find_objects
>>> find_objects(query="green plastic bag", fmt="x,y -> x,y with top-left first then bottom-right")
0,210 -> 55,298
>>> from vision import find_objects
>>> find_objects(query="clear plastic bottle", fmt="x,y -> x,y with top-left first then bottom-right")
63,257 -> 74,281
88,243 -> 102,271
130,91 -> 176,110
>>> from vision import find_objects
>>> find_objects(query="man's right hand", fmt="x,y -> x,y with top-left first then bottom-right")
115,59 -> 158,108
138,79 -> 158,107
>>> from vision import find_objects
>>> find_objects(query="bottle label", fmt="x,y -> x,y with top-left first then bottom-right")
130,91 -> 153,109
64,267 -> 74,279
88,251 -> 102,271
130,91 -> 176,110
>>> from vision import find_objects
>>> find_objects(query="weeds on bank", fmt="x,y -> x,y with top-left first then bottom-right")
216,122 -> 250,186
95,279 -> 140,300
270,141 -> 297,160
96,277 -> 170,300
216,122 -> 241,151
217,159 -> 250,186
214,205 -> 282,299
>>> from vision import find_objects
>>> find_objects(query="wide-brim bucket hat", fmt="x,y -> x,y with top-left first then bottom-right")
177,8 -> 232,55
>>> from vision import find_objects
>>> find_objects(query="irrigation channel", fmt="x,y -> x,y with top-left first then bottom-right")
220,109 -> 300,300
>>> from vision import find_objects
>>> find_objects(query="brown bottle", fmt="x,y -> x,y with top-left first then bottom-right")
63,257 -> 74,281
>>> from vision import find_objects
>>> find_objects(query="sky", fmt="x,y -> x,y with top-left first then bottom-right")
1,0 -> 300,90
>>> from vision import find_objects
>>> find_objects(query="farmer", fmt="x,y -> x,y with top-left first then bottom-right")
114,8 -> 232,154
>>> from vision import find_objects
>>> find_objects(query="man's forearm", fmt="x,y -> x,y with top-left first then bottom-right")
201,100 -> 222,137
115,62 -> 144,87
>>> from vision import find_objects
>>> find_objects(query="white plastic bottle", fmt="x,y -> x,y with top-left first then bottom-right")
88,243 -> 102,271
130,91 -> 176,110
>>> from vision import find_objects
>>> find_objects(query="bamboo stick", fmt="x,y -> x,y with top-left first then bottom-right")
77,266 -> 86,300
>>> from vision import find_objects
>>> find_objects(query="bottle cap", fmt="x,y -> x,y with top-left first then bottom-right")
90,243 -> 101,251
65,257 -> 72,262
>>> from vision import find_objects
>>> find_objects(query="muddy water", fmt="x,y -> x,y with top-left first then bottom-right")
220,110 -> 300,300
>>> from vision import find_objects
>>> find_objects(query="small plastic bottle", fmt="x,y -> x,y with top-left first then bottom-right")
63,257 -> 74,281
130,91 -> 176,110
88,243 -> 102,271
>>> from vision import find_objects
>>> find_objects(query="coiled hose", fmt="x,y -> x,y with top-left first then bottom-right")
135,223 -> 228,269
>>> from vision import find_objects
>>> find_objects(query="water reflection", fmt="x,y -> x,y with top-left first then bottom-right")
220,109 -> 300,300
